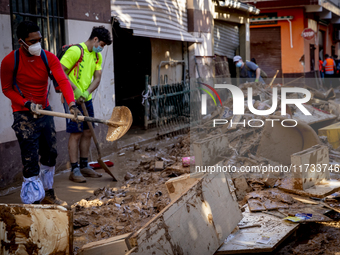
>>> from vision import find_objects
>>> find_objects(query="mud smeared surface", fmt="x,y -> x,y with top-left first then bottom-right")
72,137 -> 190,253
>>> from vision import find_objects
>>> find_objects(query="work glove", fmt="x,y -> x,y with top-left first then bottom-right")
24,101 -> 42,115
76,96 -> 86,105
74,88 -> 82,100
255,79 -> 259,82
69,105 -> 83,122
81,91 -> 90,101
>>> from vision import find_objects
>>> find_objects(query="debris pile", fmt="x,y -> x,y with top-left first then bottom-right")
72,82 -> 340,254
72,145 -> 190,253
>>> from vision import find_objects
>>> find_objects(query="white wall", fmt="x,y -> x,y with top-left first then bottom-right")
0,14 -> 16,144
150,38 -> 183,86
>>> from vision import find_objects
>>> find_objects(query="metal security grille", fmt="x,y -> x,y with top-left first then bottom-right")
143,61 -> 191,136
10,0 -> 65,54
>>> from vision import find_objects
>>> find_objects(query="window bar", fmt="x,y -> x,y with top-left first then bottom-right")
45,0 -> 51,52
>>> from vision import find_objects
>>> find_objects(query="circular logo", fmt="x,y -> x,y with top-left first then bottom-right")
302,28 -> 316,40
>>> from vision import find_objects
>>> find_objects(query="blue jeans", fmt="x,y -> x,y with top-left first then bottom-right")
12,105 -> 57,178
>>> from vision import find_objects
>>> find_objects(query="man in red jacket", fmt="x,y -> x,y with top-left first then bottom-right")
0,21 -> 79,205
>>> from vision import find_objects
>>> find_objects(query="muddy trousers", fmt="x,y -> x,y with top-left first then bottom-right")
11,106 -> 58,178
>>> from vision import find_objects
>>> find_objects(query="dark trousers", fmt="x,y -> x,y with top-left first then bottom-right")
324,73 -> 334,89
11,106 -> 57,178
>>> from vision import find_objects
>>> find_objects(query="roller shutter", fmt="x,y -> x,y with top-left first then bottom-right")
250,27 -> 282,78
214,20 -> 239,58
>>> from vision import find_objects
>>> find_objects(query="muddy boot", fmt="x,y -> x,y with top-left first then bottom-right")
80,164 -> 102,178
69,167 -> 86,183
41,189 -> 67,206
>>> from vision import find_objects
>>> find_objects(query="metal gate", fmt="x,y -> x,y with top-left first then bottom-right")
143,60 -> 191,136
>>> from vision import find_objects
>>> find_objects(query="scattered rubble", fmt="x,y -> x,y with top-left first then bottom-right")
71,83 -> 340,253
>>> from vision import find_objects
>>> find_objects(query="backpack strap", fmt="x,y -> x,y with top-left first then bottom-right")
95,53 -> 99,64
67,44 -> 84,79
40,49 -> 54,80
13,49 -> 25,98
40,49 -> 57,105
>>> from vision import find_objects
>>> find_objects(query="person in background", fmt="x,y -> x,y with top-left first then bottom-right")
323,54 -> 336,88
233,55 -> 264,83
319,57 -> 324,83
334,55 -> 340,78
0,21 -> 79,205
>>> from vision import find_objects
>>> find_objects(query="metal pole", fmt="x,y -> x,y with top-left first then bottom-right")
144,75 -> 149,130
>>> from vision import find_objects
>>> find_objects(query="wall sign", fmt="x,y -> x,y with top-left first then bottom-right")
302,28 -> 316,40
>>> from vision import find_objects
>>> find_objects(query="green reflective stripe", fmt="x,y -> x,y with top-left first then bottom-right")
199,88 -> 217,106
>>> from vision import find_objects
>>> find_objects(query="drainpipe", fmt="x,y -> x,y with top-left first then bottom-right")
287,18 -> 293,48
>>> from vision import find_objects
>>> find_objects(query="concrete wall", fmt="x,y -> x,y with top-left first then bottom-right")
0,13 -> 15,144
150,39 -> 184,86
0,0 -> 114,190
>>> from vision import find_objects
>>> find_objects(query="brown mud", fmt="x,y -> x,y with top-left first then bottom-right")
72,137 -> 190,253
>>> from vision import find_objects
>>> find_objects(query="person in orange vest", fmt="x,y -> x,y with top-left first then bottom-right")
323,54 -> 336,89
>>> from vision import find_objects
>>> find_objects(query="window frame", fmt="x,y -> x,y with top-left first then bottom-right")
10,0 -> 65,54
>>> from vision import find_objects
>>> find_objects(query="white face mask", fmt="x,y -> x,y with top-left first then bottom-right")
20,39 -> 42,56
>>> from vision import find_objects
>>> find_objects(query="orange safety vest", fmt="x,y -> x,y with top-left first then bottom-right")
325,58 -> 335,72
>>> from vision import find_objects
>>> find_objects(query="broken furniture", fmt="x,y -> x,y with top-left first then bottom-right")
0,204 -> 72,254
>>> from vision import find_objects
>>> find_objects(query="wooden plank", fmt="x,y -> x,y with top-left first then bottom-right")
248,199 -> 266,212
165,172 -> 204,201
0,204 -> 72,255
193,134 -> 228,167
228,115 -> 243,130
291,195 -> 319,205
79,233 -> 131,255
290,145 -> 329,190
127,171 -> 242,255
217,211 -> 299,254
279,179 -> 340,198
293,104 -> 337,125
248,199 -> 289,212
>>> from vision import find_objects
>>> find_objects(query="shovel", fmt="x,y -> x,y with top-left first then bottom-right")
79,100 -> 117,181
36,104 -> 133,181
36,105 -> 132,141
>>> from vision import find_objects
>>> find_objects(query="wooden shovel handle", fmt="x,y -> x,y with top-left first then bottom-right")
36,109 -> 124,126
80,102 -> 102,159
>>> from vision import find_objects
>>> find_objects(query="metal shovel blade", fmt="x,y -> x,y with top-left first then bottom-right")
106,106 -> 133,141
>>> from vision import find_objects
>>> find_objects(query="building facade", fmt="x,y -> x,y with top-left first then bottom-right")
242,0 -> 340,85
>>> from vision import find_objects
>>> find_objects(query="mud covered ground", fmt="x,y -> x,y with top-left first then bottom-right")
72,135 -> 191,253
71,133 -> 340,255
276,220 -> 340,255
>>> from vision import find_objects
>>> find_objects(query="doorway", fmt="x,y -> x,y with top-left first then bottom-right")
310,44 -> 316,71
250,27 -> 282,79
113,26 -> 152,127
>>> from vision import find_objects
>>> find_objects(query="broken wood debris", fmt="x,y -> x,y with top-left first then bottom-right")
127,171 -> 242,255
